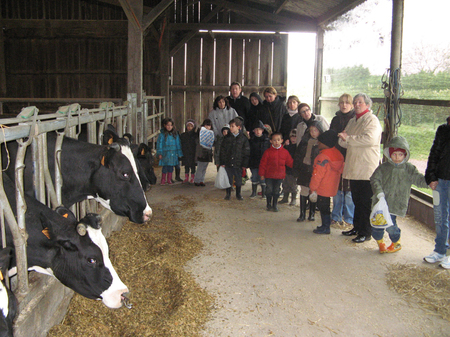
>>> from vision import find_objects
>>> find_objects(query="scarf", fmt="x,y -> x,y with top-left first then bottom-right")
356,109 -> 369,120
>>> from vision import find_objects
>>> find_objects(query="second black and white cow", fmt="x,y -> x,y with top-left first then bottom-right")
0,247 -> 17,337
3,132 -> 152,224
2,174 -> 130,309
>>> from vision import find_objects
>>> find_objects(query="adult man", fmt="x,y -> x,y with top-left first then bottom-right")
424,115 -> 450,268
227,82 -> 251,131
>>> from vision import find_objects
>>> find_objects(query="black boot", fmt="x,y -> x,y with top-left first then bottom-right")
279,193 -> 289,204
250,184 -> 258,198
313,213 -> 331,234
272,194 -> 279,212
224,188 -> 231,200
289,193 -> 297,206
174,166 -> 183,182
261,184 -> 266,199
308,202 -> 316,221
297,196 -> 307,222
236,186 -> 244,200
266,196 -> 273,211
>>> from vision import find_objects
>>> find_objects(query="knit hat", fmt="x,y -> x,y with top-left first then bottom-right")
252,120 -> 266,131
289,129 -> 297,138
221,124 -> 230,133
186,119 -> 196,128
318,130 -> 338,148
389,147 -> 407,157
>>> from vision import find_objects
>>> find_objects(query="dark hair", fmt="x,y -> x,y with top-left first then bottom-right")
213,95 -> 230,109
201,118 -> 213,130
230,82 -> 242,90
162,117 -> 177,137
270,132 -> 283,140
233,117 -> 243,128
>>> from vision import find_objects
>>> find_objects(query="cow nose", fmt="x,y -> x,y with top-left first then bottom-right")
121,292 -> 132,309
143,206 -> 153,222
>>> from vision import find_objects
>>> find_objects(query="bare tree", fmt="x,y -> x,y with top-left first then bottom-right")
403,42 -> 450,74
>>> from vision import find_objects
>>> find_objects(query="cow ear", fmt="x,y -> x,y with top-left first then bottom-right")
123,133 -> 134,143
79,213 -> 102,230
55,207 -> 76,223
102,130 -> 118,145
101,144 -> 119,167
137,143 -> 149,158
0,247 -> 14,277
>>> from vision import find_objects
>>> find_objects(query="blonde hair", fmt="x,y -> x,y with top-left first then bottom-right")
338,93 -> 353,107
288,95 -> 301,105
263,86 -> 277,96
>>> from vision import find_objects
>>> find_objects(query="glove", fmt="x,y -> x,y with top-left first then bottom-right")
377,192 -> 385,199
309,191 -> 318,203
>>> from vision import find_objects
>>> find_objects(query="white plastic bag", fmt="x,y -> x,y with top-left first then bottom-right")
370,196 -> 394,229
215,166 -> 231,189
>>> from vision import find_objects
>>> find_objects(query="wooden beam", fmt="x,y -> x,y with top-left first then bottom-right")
118,0 -> 142,31
274,0 -> 289,15
317,0 -> 366,27
142,0 -> 174,32
168,22 -> 316,33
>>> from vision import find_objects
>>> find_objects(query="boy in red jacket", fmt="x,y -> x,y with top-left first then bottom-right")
259,132 -> 294,212
309,130 -> 344,234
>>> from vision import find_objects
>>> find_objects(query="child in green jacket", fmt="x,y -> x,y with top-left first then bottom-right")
370,136 -> 429,253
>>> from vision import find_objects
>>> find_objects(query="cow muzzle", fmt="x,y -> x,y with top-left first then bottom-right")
121,292 -> 132,309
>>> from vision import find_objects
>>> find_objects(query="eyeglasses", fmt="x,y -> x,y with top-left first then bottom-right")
300,108 -> 310,114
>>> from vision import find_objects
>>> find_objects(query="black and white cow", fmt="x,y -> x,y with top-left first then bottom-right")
2,174 -> 130,309
0,247 -> 17,337
3,131 -> 152,224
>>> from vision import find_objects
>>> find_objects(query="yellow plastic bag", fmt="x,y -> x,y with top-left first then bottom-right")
370,196 -> 394,229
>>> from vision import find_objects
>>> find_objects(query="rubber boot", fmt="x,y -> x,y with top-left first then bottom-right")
313,213 -> 331,234
272,194 -> 279,212
224,188 -> 231,200
266,196 -> 273,211
160,173 -> 167,185
250,184 -> 258,198
377,239 -> 387,254
308,202 -> 316,221
175,166 -> 183,182
289,193 -> 297,206
236,186 -> 244,200
261,185 -> 266,200
167,172 -> 173,185
183,173 -> 189,183
279,193 -> 289,204
386,239 -> 401,253
190,173 -> 195,184
297,196 -> 307,222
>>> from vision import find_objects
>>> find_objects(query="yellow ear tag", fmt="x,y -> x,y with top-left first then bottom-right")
141,148 -> 145,156
62,213 -> 68,218
108,137 -> 113,145
0,271 -> 3,281
101,156 -> 105,166
42,228 -> 51,240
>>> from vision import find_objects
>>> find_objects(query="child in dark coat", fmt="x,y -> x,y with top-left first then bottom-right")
259,132 -> 294,212
248,120 -> 270,198
194,119 -> 214,186
279,129 -> 298,206
180,119 -> 197,183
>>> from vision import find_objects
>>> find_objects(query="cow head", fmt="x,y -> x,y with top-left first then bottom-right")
39,208 -> 129,309
0,247 -> 17,337
135,143 -> 157,187
94,141 -> 152,223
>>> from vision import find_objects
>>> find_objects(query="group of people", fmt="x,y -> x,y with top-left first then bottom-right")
155,85 -> 450,267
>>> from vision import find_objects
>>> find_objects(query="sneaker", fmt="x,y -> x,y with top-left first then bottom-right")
440,256 -> 450,269
424,251 -> 446,264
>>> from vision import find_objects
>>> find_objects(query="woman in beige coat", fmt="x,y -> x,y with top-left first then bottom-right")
338,93 -> 382,243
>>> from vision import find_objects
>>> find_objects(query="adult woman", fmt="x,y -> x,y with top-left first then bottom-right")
329,93 -> 356,227
247,92 -> 264,133
280,95 -> 302,143
208,95 -> 238,137
338,93 -> 382,243
258,87 -> 287,134
295,103 -> 330,142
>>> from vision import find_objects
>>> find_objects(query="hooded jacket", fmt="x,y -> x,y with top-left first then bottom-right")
258,145 -> 294,180
425,116 -> 450,184
156,128 -> 183,166
370,136 -> 428,217
309,147 -> 344,197
248,120 -> 270,169
180,119 -> 197,167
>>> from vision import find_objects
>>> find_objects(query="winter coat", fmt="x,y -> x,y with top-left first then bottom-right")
180,130 -> 197,167
195,130 -> 213,163
248,93 -> 264,132
248,131 -> 270,169
296,114 -> 330,142
371,136 -> 428,217
425,116 -> 450,184
293,136 -> 320,187
338,111 -> 382,180
259,145 -> 294,180
208,107 -> 238,137
330,109 -> 356,157
280,112 -> 302,143
309,147 -> 344,197
156,129 -> 183,166
227,94 -> 251,129
258,96 -> 287,133
284,142 -> 297,175
219,131 -> 250,168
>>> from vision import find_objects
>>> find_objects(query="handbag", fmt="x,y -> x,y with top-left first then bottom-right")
215,166 -> 231,189
370,196 -> 394,229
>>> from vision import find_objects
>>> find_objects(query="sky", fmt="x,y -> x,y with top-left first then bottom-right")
287,0 -> 450,102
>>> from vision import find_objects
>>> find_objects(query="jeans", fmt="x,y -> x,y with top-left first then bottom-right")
162,165 -> 174,173
372,214 -> 401,243
432,179 -> 450,255
265,178 -> 282,198
331,190 -> 355,224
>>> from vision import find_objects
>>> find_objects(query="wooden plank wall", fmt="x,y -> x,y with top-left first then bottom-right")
169,33 -> 288,131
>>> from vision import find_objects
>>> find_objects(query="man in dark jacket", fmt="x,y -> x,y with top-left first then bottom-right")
227,82 -> 251,131
424,116 -> 450,268
219,117 -> 250,201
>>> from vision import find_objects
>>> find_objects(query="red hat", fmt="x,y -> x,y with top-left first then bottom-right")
389,147 -> 407,157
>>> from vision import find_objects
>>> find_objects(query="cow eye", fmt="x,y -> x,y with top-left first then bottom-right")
88,258 -> 97,265
121,172 -> 130,180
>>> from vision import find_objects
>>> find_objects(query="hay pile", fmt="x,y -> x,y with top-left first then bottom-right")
386,263 -> 450,321
48,195 -> 214,337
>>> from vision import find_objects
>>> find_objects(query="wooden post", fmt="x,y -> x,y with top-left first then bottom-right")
313,27 -> 324,115
0,26 -> 6,97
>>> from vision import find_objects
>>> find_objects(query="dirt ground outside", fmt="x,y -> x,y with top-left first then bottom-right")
157,164 -> 450,337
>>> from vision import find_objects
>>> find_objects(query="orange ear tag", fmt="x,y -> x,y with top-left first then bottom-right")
62,213 -> 68,218
42,228 -> 51,240
141,148 -> 145,156
101,156 -> 105,166
108,137 -> 113,145
0,271 -> 3,281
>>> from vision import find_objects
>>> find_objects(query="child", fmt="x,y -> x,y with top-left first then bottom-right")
194,119 -> 214,186
309,130 -> 344,234
214,124 -> 230,169
279,129 -> 298,206
156,117 -> 183,185
293,120 -> 325,222
248,120 -> 270,198
259,132 -> 293,212
180,119 -> 197,183
219,118 -> 250,200
370,136 -> 428,253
